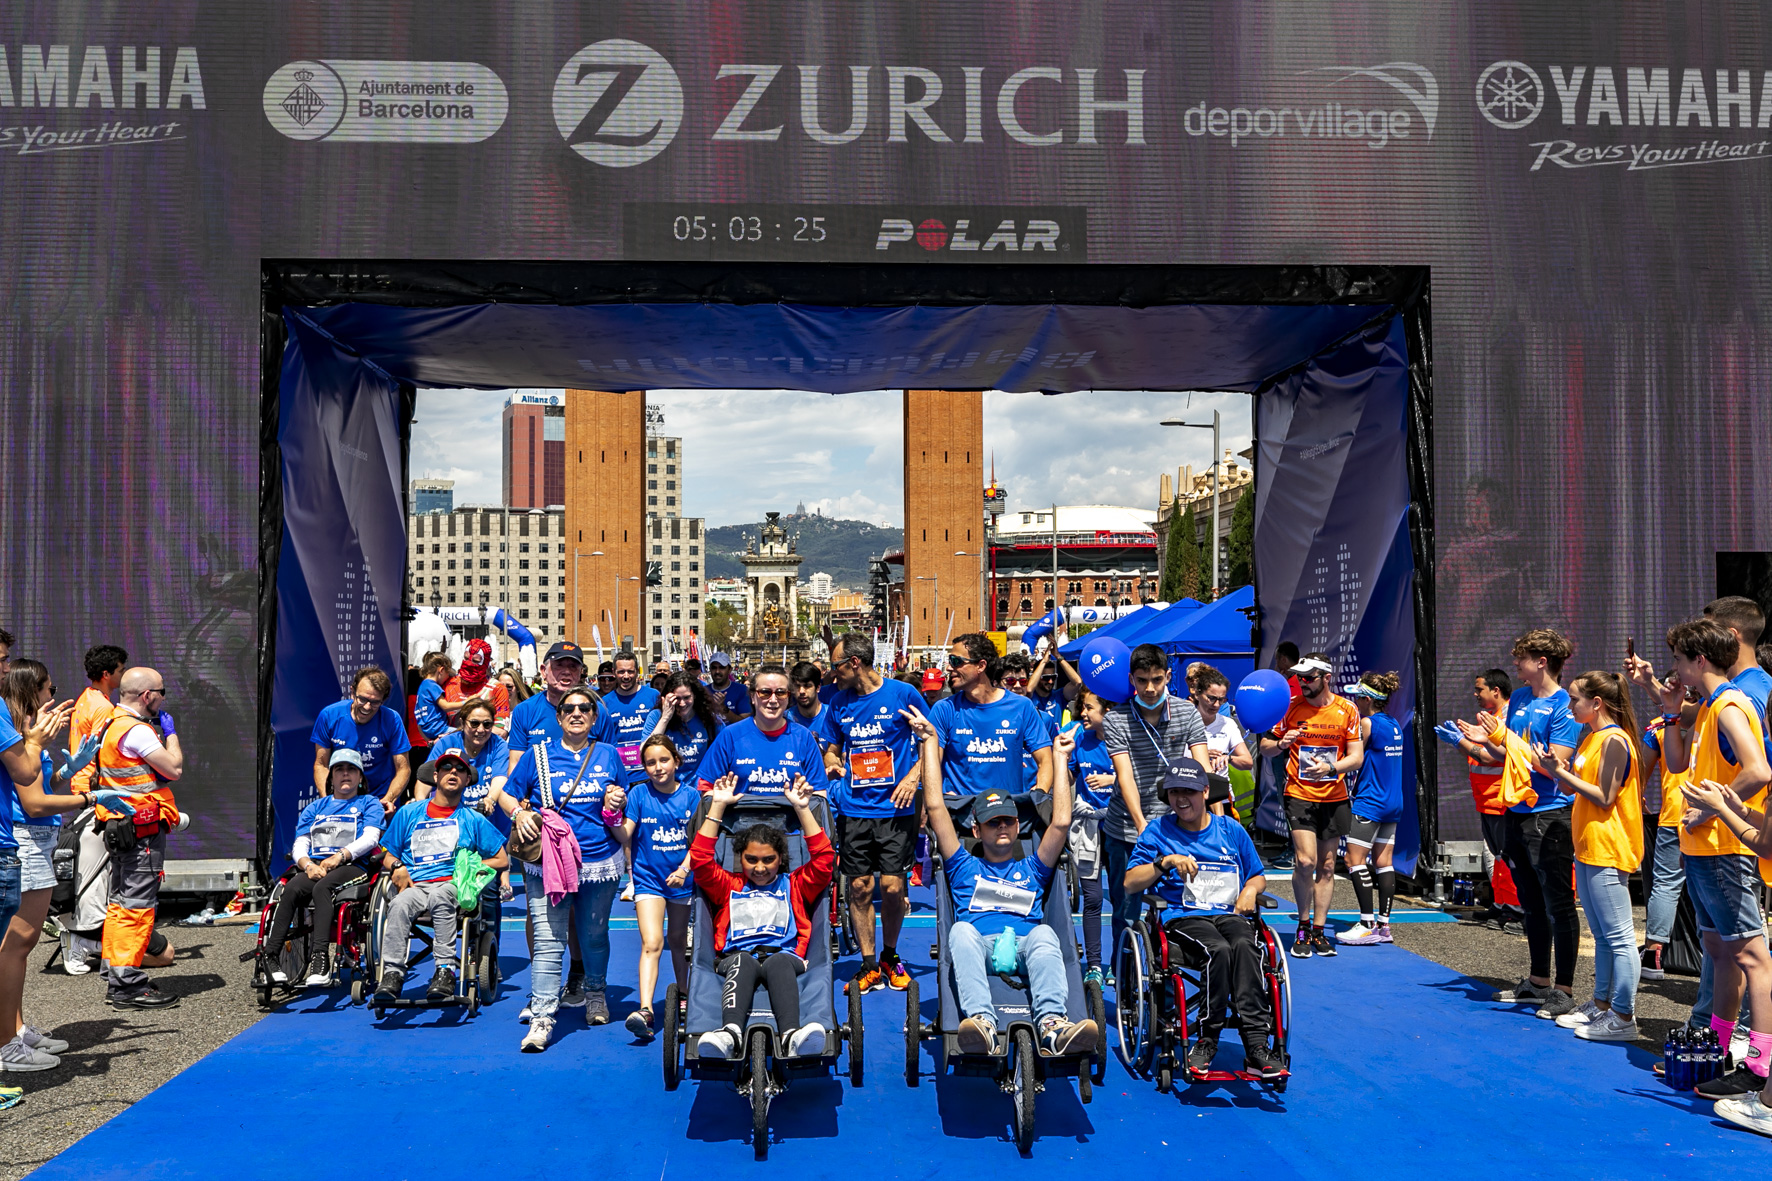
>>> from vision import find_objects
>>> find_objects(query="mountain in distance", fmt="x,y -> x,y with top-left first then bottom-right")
704,513 -> 903,591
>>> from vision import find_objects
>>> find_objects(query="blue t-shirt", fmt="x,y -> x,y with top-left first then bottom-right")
927,690 -> 1053,799
719,680 -> 753,718
788,702 -> 829,733
1505,687 -> 1582,813
1730,667 -> 1772,762
696,719 -> 827,798
1351,713 -> 1405,823
413,679 -> 450,741
506,692 -> 614,761
0,712 -> 18,849
293,794 -> 386,856
429,731 -> 513,835
945,846 -> 1054,937
819,677 -> 926,818
641,711 -> 722,787
1068,725 -> 1118,810
309,700 -> 411,793
624,782 -> 698,901
1126,813 -> 1264,916
603,686 -> 663,782
12,751 -> 59,830
725,874 -> 798,953
1029,689 -> 1067,735
817,683 -> 838,705
503,738 -> 625,863
381,800 -> 505,883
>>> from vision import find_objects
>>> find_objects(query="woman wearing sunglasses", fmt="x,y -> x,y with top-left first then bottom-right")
426,696 -> 514,899
693,665 -> 828,800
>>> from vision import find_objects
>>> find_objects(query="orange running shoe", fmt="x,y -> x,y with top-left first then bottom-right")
881,954 -> 911,991
846,965 -> 885,994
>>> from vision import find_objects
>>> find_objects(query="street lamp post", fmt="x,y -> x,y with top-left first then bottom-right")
615,574 -> 640,651
1160,409 -> 1223,594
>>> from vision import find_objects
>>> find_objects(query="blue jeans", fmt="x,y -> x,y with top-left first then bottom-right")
1576,863 -> 1639,1015
0,851 -> 20,933
950,921 -> 1067,1022
526,875 -> 618,1020
1644,826 -> 1684,945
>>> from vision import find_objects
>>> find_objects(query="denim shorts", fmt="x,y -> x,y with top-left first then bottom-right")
17,824 -> 59,892
0,850 -> 20,932
1685,852 -> 1766,942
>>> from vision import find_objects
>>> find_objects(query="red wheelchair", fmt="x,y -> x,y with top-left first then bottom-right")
244,862 -> 382,1009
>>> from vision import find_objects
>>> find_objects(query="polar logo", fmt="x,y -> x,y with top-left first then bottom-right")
553,39 -> 682,167
1475,61 -> 1543,129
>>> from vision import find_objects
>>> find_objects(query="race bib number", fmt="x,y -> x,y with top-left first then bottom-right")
618,743 -> 643,769
308,819 -> 356,853
1183,862 -> 1241,911
970,874 -> 1036,917
410,820 -> 458,861
1298,744 -> 1339,782
729,889 -> 791,943
848,748 -> 895,787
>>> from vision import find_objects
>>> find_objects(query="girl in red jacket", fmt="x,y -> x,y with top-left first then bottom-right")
690,773 -> 834,1059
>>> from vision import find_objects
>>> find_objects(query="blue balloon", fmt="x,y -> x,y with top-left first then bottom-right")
1234,669 -> 1293,734
1080,636 -> 1133,703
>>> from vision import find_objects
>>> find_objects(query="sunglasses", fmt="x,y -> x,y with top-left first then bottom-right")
559,702 -> 596,715
352,694 -> 383,707
464,719 -> 495,729
948,654 -> 977,669
753,687 -> 790,698
1202,693 -> 1227,705
1297,673 -> 1324,684
979,815 -> 1019,828
1002,677 -> 1029,688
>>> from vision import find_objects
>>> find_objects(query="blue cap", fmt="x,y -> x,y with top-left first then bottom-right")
1162,758 -> 1210,795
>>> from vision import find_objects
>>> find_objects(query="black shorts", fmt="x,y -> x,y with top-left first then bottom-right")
1285,796 -> 1351,840
835,812 -> 918,878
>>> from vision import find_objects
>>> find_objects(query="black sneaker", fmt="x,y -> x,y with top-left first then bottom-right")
373,969 -> 404,1004
426,966 -> 457,1001
1640,944 -> 1666,981
107,986 -> 180,1010
1185,1035 -> 1219,1075
302,950 -> 331,987
1698,1064 -> 1766,1099
1311,929 -> 1337,957
1288,930 -> 1313,959
1243,1043 -> 1287,1080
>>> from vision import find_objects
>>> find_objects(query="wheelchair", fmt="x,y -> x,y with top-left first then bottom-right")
1114,890 -> 1292,1094
661,796 -> 860,1160
244,862 -> 382,1010
362,873 -> 502,1017
912,794 -> 1106,1154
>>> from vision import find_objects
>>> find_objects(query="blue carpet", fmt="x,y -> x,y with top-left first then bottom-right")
27,926 -> 1765,1178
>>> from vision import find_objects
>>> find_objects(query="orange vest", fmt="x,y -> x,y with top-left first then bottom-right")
1679,685 -> 1766,858
1571,725 -> 1643,871
92,707 -> 179,825
69,686 -> 112,795
1468,758 -> 1506,815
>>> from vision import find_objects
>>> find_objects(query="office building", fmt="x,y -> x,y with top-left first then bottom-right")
644,430 -> 684,518
503,390 -> 566,510
411,479 -> 454,516
406,505 -> 566,664
645,515 -> 706,663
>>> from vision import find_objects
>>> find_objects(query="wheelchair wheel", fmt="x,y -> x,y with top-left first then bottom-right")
750,1033 -> 771,1160
1011,1027 -> 1036,1154
903,976 -> 920,1087
1157,1063 -> 1173,1094
1113,925 -> 1152,1074
847,984 -> 865,1087
1085,976 -> 1107,1083
350,978 -> 365,1006
661,983 -> 682,1091
475,928 -> 500,998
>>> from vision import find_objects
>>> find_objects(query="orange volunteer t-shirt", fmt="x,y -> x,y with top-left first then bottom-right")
69,685 -> 113,794
1570,725 -> 1643,871
1280,693 -> 1361,803
1679,685 -> 1768,859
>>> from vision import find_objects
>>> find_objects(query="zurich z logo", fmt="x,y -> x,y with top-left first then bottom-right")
552,39 -> 682,167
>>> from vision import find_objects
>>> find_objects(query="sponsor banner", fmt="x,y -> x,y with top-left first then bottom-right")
1183,61 -> 1439,151
263,59 -> 507,143
0,42 -> 204,158
625,203 -> 1086,262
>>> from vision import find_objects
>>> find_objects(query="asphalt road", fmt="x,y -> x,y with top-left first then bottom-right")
0,883 -> 1702,1179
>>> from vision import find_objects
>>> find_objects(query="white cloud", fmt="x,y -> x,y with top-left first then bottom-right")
410,386 -> 1255,527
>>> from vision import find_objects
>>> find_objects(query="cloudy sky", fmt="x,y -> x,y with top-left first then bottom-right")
412,386 -> 1254,528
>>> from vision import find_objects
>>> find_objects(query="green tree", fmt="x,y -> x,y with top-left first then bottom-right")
1225,487 -> 1255,590
1160,498 -> 1202,602
705,600 -> 745,648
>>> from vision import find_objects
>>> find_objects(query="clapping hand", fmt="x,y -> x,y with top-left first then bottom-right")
1433,720 -> 1464,747
1532,743 -> 1564,777
1681,778 -> 1729,822
57,732 -> 102,780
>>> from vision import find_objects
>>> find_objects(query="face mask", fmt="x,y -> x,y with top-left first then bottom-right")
1141,687 -> 1169,708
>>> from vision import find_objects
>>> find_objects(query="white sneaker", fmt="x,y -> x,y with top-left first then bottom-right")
0,1037 -> 58,1072
268,965 -> 289,985
1573,1010 -> 1638,1042
18,1027 -> 68,1056
697,1026 -> 740,1059
620,880 -> 635,902
518,1004 -> 533,1025
1337,922 -> 1384,946
787,1023 -> 827,1057
1716,1093 -> 1772,1137
1555,1000 -> 1602,1029
60,930 -> 97,975
520,1015 -> 554,1053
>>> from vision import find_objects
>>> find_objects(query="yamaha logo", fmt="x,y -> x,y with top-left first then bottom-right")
1475,61 -> 1543,129
553,39 -> 683,167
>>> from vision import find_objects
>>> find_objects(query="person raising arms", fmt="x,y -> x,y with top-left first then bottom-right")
1533,671 -> 1642,1041
1067,689 -> 1118,984
1258,653 -> 1363,958
690,773 -> 833,1060
1337,672 -> 1405,946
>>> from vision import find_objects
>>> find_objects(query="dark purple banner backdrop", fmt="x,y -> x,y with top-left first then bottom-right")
1,2 -> 1769,855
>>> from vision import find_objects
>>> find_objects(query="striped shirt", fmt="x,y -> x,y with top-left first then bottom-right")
1101,697 -> 1208,842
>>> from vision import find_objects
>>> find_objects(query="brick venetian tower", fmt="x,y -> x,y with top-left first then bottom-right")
902,389 -> 986,649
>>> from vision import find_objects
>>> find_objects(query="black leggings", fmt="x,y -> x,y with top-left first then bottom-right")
1079,867 -> 1104,968
1166,914 -> 1270,1039
717,949 -> 805,1032
265,863 -> 369,954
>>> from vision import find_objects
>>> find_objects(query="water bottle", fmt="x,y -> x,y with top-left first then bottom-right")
1704,1029 -> 1724,1084
1664,1028 -> 1682,1090
1669,1029 -> 1692,1091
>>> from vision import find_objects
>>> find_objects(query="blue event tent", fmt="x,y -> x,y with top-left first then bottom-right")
1120,585 -> 1258,685
1054,600 -> 1197,661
